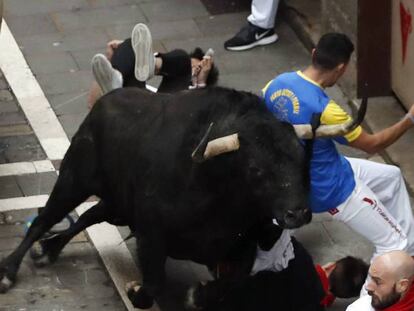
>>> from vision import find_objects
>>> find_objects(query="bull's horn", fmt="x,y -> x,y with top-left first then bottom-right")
191,123 -> 240,163
293,98 -> 368,139
203,134 -> 240,160
192,123 -> 214,163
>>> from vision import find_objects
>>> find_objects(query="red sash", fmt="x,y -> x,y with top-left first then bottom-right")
381,284 -> 414,311
315,264 -> 336,307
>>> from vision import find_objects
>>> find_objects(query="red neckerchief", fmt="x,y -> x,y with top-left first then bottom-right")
315,264 -> 336,307
380,283 -> 414,311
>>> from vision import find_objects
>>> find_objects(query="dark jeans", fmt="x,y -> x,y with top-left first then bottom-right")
110,38 -> 191,93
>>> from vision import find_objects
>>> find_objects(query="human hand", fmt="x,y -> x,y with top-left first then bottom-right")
406,105 -> 414,125
105,39 -> 124,60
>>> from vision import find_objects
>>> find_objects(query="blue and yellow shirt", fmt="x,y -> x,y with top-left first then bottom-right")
262,71 -> 362,213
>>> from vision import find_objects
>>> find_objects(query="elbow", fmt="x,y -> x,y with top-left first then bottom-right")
358,140 -> 382,155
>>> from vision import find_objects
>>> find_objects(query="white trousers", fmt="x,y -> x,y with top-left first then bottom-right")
329,157 -> 414,259
248,0 -> 280,29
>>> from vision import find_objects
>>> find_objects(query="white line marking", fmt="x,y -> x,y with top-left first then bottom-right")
0,20 -> 160,310
0,22 -> 69,160
0,195 -> 49,212
0,160 -> 55,177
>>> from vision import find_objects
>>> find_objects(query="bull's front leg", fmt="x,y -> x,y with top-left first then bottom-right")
127,230 -> 166,309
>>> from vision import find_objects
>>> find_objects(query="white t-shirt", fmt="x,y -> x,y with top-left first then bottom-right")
250,228 -> 295,275
346,295 -> 374,311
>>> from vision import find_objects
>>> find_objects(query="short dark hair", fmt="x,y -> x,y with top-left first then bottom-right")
329,256 -> 369,298
313,33 -> 354,70
189,47 -> 219,86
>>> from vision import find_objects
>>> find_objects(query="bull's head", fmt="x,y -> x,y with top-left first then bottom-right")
190,98 -> 367,229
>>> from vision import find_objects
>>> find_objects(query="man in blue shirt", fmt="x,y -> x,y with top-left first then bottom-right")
262,33 -> 414,260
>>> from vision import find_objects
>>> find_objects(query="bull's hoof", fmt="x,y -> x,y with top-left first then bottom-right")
30,238 -> 60,267
185,283 -> 206,310
0,275 -> 13,293
125,281 -> 154,309
30,241 -> 45,259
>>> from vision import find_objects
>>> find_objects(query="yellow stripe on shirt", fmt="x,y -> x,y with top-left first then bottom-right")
262,80 -> 273,96
320,100 -> 362,142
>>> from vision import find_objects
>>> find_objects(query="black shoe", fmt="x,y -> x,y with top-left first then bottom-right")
224,23 -> 278,51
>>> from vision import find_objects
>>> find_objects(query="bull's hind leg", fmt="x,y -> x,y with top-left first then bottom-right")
30,201 -> 118,266
0,136 -> 99,293
127,217 -> 167,309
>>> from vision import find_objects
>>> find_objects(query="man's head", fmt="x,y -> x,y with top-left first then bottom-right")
311,33 -> 354,87
366,250 -> 414,309
324,256 -> 369,298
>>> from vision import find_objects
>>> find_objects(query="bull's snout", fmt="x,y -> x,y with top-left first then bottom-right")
283,208 -> 312,228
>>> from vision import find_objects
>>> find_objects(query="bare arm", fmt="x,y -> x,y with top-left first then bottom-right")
349,105 -> 414,154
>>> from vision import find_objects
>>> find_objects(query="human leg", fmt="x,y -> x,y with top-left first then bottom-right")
91,54 -> 123,95
347,157 -> 414,255
131,23 -> 155,82
248,0 -> 280,29
330,178 -> 409,260
224,0 -> 279,51
156,49 -> 192,93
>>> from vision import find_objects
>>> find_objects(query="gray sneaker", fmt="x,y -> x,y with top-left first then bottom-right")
91,54 -> 123,94
131,23 -> 155,82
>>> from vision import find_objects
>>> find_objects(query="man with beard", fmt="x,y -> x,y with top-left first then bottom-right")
347,250 -> 414,310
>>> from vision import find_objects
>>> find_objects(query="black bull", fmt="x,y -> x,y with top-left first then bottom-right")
0,87 -> 314,308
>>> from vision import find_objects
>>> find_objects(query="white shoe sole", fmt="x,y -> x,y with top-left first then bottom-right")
91,54 -> 123,94
131,23 -> 154,82
226,33 -> 279,51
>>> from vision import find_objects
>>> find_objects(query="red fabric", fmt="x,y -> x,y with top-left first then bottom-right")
381,283 -> 414,311
315,264 -> 336,307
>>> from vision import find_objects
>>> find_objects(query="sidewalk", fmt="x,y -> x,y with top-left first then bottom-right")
0,0 -> 411,310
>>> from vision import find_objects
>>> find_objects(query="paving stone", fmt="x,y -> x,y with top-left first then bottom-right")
52,4 -> 147,31
0,124 -> 33,137
25,51 -> 79,75
0,236 -> 23,252
88,0 -> 142,7
70,48 -> 100,72
3,0 -> 90,17
200,0 -> 250,15
140,0 -> 209,22
16,29 -> 108,56
1,209 -> 36,224
58,111 -> 89,139
16,172 -> 58,196
1,134 -> 46,162
48,91 -> 90,115
322,221 -> 374,261
0,242 -> 125,310
15,32 -> 64,56
0,175 -> 22,199
0,111 -> 27,127
194,12 -> 247,37
0,89 -> 14,101
0,101 -> 19,114
0,78 -> 8,89
37,70 -> 92,96
4,13 -> 59,37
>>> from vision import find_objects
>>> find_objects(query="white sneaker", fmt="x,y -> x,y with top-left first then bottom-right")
91,54 -> 123,94
131,23 -> 155,82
